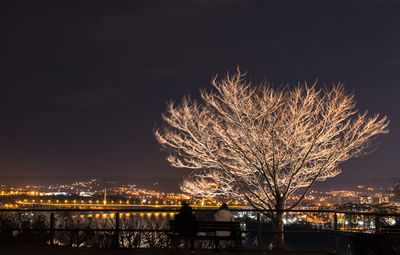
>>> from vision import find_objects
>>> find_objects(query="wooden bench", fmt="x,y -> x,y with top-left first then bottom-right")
168,220 -> 241,249
381,225 -> 400,235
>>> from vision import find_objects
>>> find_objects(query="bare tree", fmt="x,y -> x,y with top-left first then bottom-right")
155,70 -> 389,250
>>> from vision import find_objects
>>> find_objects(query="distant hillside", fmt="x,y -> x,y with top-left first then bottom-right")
0,175 -> 183,193
0,174 -> 397,193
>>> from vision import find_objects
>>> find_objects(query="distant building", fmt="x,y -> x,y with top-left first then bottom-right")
378,196 -> 390,204
79,191 -> 94,197
44,191 -> 68,196
360,196 -> 373,204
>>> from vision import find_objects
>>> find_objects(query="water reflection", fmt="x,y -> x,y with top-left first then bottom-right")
69,211 -> 178,220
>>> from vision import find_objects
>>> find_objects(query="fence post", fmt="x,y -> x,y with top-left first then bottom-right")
375,215 -> 381,235
334,212 -> 339,254
257,212 -> 261,250
363,215 -> 366,232
334,212 -> 338,232
49,212 -> 55,246
114,212 -> 120,248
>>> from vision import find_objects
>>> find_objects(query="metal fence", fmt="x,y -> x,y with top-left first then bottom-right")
0,208 -> 399,251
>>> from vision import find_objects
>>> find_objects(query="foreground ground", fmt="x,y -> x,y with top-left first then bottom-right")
0,245 -> 334,255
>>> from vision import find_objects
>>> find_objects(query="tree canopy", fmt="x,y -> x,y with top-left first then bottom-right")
155,70 -> 389,248
156,70 -> 388,209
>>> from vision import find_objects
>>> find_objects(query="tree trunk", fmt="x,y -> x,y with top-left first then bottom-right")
273,211 -> 284,249
272,201 -> 285,252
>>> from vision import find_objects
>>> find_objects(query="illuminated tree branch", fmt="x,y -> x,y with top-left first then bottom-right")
155,69 -> 389,249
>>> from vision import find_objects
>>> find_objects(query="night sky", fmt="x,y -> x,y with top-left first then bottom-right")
1,0 -> 399,190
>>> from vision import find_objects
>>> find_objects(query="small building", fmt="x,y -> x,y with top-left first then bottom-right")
360,196 -> 373,204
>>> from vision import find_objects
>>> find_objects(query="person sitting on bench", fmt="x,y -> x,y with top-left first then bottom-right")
214,203 -> 234,250
175,201 -> 197,250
